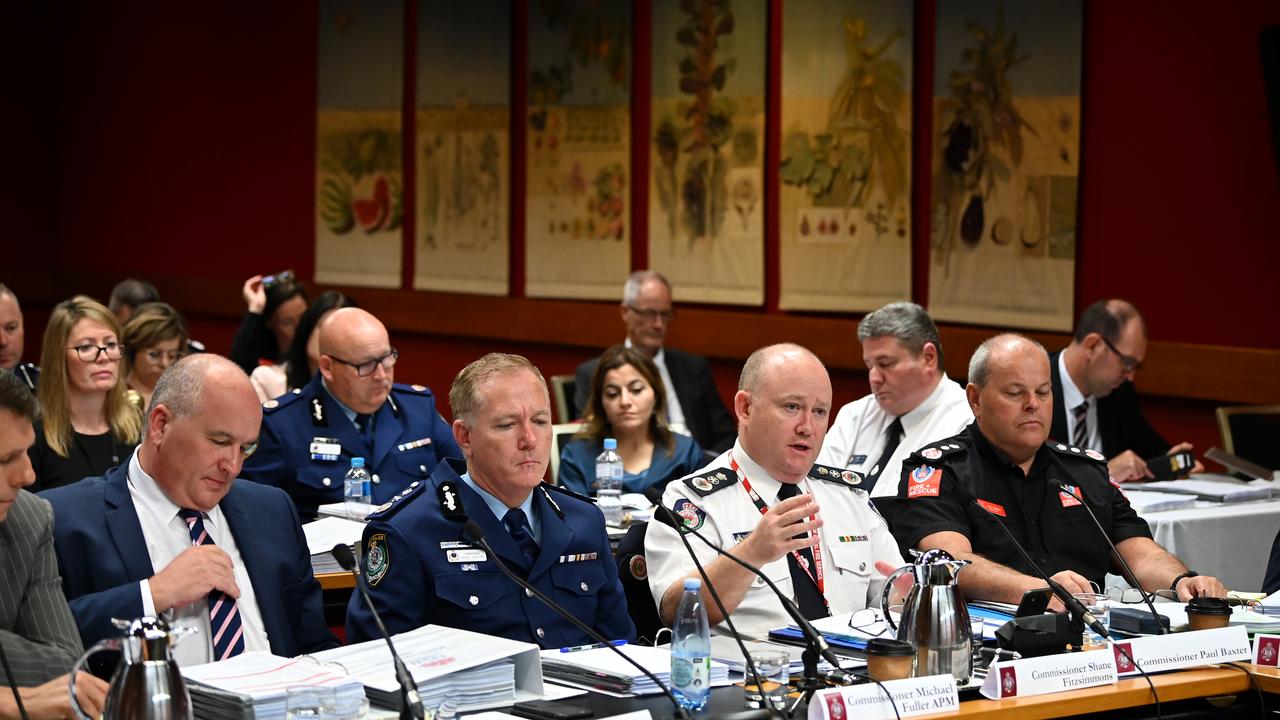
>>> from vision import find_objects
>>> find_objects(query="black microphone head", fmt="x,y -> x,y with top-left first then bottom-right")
463,519 -> 486,543
643,486 -> 664,506
331,543 -> 356,571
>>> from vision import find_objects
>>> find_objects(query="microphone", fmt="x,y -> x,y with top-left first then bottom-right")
332,544 -> 425,720
947,484 -> 1110,640
460,520 -> 694,720
1046,460 -> 1168,635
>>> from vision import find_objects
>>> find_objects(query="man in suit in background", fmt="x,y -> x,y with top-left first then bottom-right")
1049,299 -> 1202,482
0,285 -> 38,393
242,308 -> 460,519
43,354 -> 337,665
573,271 -> 736,452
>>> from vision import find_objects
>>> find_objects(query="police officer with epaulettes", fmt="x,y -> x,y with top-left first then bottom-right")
0,284 -> 39,393
891,333 -> 1226,609
345,353 -> 634,648
240,308 -> 460,520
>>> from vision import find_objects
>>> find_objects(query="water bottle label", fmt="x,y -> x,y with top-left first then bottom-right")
672,656 -> 709,688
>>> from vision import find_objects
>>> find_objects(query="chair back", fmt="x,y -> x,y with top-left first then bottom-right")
549,375 -> 577,424
549,422 -> 585,486
615,522 -> 665,645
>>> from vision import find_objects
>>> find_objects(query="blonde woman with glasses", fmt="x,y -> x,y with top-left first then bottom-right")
30,296 -> 141,491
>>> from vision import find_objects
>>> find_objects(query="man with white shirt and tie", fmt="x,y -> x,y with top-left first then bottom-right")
817,303 -> 972,509
572,271 -> 736,452
1049,299 -> 1202,482
43,354 -> 337,664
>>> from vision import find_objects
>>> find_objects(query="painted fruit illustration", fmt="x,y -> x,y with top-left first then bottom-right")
352,176 -> 391,234
319,178 -> 354,234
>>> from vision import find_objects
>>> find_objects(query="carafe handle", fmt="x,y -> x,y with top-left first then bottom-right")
880,565 -> 913,631
69,638 -> 121,720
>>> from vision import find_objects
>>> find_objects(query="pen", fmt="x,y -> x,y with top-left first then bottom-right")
558,639 -> 628,653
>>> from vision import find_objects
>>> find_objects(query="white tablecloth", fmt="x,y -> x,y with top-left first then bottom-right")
1132,497 -> 1280,591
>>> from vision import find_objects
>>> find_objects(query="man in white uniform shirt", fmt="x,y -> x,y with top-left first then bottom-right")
645,344 -> 902,638
817,302 -> 971,505
44,354 -> 337,665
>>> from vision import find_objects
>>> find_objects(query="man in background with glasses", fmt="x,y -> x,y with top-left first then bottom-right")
242,308 -> 460,520
1049,299 -> 1202,482
572,270 -> 736,452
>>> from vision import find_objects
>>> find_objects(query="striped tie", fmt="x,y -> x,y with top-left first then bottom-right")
1073,402 -> 1089,449
177,509 -> 245,660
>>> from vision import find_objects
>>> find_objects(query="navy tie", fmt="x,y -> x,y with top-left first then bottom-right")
503,508 -> 539,566
177,509 -> 245,660
776,483 -> 829,620
356,413 -> 374,450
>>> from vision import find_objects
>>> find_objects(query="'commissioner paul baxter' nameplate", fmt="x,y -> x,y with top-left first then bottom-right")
1111,625 -> 1251,676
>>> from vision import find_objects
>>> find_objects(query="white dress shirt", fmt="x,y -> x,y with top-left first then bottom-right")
624,339 -> 687,431
1057,352 -> 1100,452
127,452 -> 271,666
816,374 -> 973,497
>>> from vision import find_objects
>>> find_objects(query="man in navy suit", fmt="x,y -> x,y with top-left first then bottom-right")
241,307 -> 460,520
43,354 -> 337,664
347,353 -> 634,648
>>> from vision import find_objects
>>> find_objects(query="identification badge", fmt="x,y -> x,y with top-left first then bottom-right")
851,454 -> 868,465
439,540 -> 473,549
309,437 -> 341,461
1059,485 -> 1082,508
446,549 -> 488,563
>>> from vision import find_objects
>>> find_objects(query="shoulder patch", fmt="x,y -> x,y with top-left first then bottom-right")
682,467 -> 737,497
909,441 -> 966,464
365,533 -> 390,587
1049,442 -> 1105,464
671,498 -> 706,531
364,480 -> 427,521
809,463 -> 865,490
392,382 -> 432,397
261,390 -> 304,414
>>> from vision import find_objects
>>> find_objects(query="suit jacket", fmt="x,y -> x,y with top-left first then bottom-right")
0,491 -> 83,686
41,465 -> 338,657
1049,350 -> 1169,460
573,347 -> 736,453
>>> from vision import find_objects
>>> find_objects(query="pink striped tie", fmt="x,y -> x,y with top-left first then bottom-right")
178,509 -> 245,660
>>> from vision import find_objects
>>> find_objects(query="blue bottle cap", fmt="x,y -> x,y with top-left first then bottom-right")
683,578 -> 701,590
603,438 -> 617,450
350,457 -> 365,468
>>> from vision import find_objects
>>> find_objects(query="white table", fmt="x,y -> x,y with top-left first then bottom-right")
1134,496 -> 1280,591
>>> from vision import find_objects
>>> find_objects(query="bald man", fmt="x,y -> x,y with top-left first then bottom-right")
0,285 -> 38,392
241,308 -> 460,520
645,344 -> 903,639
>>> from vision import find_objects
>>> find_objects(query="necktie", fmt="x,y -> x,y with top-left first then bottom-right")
776,483 -> 829,620
177,509 -> 245,660
1073,402 -> 1089,449
356,413 -> 374,450
862,417 -> 904,495
503,508 -> 539,566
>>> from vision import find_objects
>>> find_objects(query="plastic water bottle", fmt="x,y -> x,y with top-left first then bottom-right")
671,578 -> 711,710
344,457 -> 371,519
595,438 -> 623,526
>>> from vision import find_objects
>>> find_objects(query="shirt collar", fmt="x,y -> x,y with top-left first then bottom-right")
458,472 -> 538,527
623,337 -> 665,366
128,449 -> 222,529
967,422 -> 1052,478
1057,351 -> 1088,410
900,373 -> 954,434
321,379 -> 360,425
730,439 -> 795,502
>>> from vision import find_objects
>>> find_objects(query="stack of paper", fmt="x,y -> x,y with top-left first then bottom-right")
310,625 -> 543,712
1120,490 -> 1198,513
302,516 -> 367,556
182,652 -> 366,720
1140,478 -> 1273,503
539,644 -> 728,696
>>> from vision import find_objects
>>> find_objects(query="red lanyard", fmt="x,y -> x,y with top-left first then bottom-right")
730,454 -> 827,601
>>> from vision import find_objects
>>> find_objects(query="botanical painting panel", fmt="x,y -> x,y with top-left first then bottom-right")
316,0 -> 404,288
648,0 -> 766,306
415,0 -> 511,296
927,0 -> 1081,331
778,0 -> 913,312
525,0 -> 632,300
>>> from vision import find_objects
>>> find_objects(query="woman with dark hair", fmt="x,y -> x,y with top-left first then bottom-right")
228,272 -> 307,375
558,344 -> 705,496
30,296 -> 141,491
120,302 -> 188,411
249,290 -> 358,402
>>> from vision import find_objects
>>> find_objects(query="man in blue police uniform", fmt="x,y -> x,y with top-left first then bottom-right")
0,285 -> 39,393
241,308 -> 460,520
346,353 -> 634,648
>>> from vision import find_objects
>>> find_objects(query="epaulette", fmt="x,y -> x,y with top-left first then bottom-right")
392,383 -> 433,396
911,440 -> 968,463
809,463 -> 866,490
364,479 -> 427,521
543,482 -> 593,504
1049,442 -> 1107,465
260,390 -> 306,413
683,467 -> 737,497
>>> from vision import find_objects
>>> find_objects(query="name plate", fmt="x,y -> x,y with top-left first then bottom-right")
979,649 -> 1116,699
1111,626 -> 1251,676
808,674 -> 958,720
1253,634 -> 1280,666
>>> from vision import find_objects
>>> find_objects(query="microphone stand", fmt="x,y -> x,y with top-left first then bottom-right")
461,521 -> 695,720
331,544 -> 425,720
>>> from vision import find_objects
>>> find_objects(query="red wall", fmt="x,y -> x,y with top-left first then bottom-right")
5,1 -> 1278,454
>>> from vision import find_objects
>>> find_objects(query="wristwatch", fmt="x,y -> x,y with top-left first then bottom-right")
1170,570 -> 1199,592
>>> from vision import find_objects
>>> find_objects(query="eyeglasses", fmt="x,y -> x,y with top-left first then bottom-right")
1106,586 -> 1178,604
626,305 -> 674,323
328,348 -> 398,377
68,342 -> 124,362
1101,336 -> 1143,373
846,607 -> 890,637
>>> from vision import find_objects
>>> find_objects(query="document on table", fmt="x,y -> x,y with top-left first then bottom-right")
540,644 -> 730,696
302,516 -> 367,556
1140,478 -> 1274,502
182,652 -> 366,720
